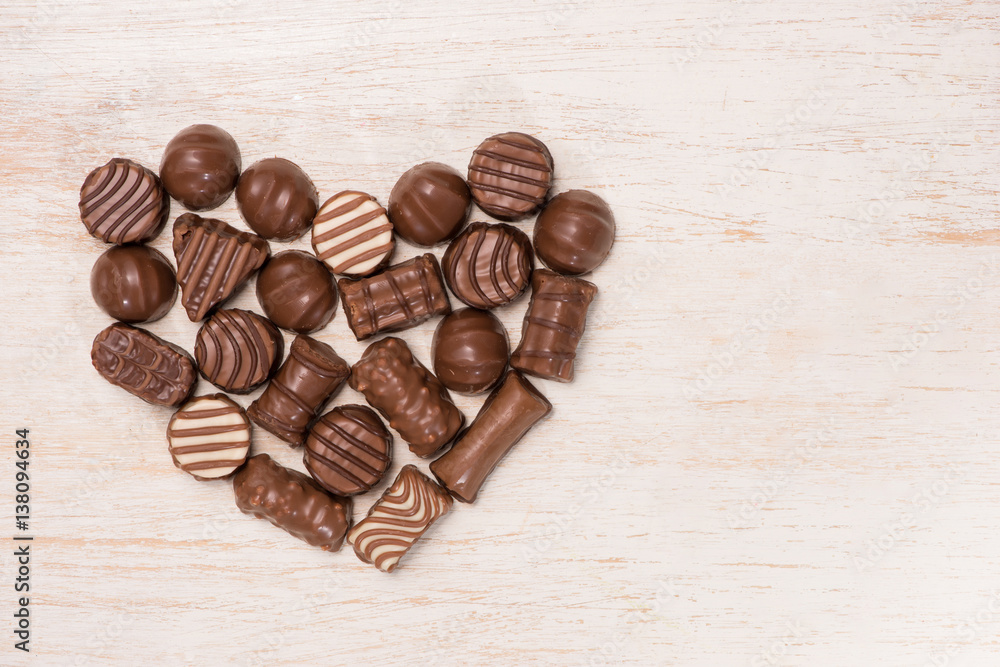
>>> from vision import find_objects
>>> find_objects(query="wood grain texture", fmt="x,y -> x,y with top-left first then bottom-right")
2,1 -> 1000,665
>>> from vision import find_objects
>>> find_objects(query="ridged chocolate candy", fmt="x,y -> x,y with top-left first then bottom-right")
160,124 -> 241,211
312,191 -> 394,277
91,323 -> 196,407
194,309 -> 283,394
167,394 -> 251,481
236,158 -> 318,241
79,158 -> 169,244
467,132 -> 553,221
304,405 -> 392,496
387,162 -> 471,247
442,221 -> 534,309
90,245 -> 176,324
255,250 -> 337,334
534,190 -> 615,276
432,308 -> 509,395
172,213 -> 270,321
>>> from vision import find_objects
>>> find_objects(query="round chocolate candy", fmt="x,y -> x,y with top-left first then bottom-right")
194,308 -> 283,394
159,124 -> 241,211
304,404 -> 392,497
236,158 -> 318,241
387,162 -> 471,247
432,308 -> 509,395
441,221 -> 534,309
534,190 -> 615,276
90,245 -> 177,324
467,132 -> 553,221
167,394 -> 251,481
256,250 -> 337,334
312,191 -> 394,277
79,158 -> 169,244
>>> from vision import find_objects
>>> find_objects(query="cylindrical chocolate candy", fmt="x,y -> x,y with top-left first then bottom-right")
247,335 -> 351,447
349,337 -> 464,458
304,405 -> 392,496
510,269 -> 597,383
430,371 -> 551,503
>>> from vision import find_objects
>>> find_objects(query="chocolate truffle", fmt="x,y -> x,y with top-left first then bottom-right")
304,405 -> 392,497
387,162 -> 471,246
159,124 -> 241,211
255,250 -> 337,334
441,221 -> 534,309
467,132 -> 553,221
236,158 -> 318,241
194,308 -> 283,394
432,308 -> 509,395
312,191 -> 394,277
90,244 -> 176,324
534,190 -> 615,275
167,394 -> 251,481
79,158 -> 169,244
91,323 -> 196,407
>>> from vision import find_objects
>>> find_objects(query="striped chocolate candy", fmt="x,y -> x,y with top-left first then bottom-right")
79,158 -> 169,244
311,191 -> 394,277
441,221 -> 534,309
304,405 -> 392,496
194,309 -> 283,394
167,395 -> 251,481
467,132 -> 553,222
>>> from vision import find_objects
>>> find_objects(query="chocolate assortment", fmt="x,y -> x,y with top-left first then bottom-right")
247,335 -> 350,447
79,158 -> 169,244
442,221 -> 534,309
81,125 -> 615,573
234,454 -> 352,551
338,254 -> 451,341
90,244 -> 177,324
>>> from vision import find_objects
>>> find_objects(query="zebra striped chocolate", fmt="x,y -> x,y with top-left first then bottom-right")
311,191 -> 394,277
167,394 -> 251,481
79,158 -> 169,244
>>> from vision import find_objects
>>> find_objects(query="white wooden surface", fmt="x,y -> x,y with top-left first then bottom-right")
2,1 -> 1000,665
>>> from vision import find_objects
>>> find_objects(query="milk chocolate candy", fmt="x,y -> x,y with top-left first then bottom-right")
432,308 -> 509,395
304,405 -> 392,497
90,245 -> 177,324
387,162 -> 471,247
172,213 -> 270,321
441,221 -> 534,309
233,453 -> 351,551
79,158 -> 169,244
534,190 -> 615,276
236,158 -> 318,241
194,309 -> 283,394
247,335 -> 350,447
510,270 -> 597,383
349,337 -> 464,458
255,250 -> 338,334
338,254 -> 451,341
91,323 -> 196,407
160,124 -> 241,211
167,395 -> 251,481
431,371 -> 551,503
348,465 -> 452,573
467,132 -> 553,221
312,191 -> 394,277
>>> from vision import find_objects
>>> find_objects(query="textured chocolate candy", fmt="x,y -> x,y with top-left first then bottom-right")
172,213 -> 270,321
236,158 -> 318,241
534,190 -> 615,275
304,405 -> 392,497
312,191 -> 394,277
467,132 -> 553,221
338,254 -> 451,341
167,394 -> 251,481
160,124 -> 241,211
510,270 -> 597,383
350,337 -> 464,458
247,335 -> 351,447
255,250 -> 337,334
90,244 -> 176,324
387,162 -> 471,246
348,465 -> 452,573
234,453 -> 352,551
79,158 -> 169,244
432,308 -> 508,395
430,371 -> 551,503
441,221 -> 534,309
194,309 -> 283,394
91,323 -> 196,407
